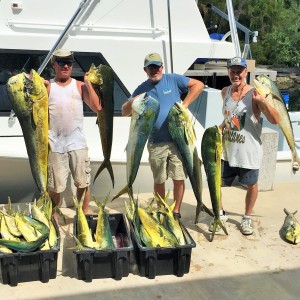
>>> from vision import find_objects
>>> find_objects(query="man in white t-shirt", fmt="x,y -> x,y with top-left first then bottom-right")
44,49 -> 101,217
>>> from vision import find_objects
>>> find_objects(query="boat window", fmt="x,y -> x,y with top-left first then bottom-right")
0,51 -> 129,115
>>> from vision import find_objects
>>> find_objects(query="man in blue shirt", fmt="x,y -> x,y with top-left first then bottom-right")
122,53 -> 204,218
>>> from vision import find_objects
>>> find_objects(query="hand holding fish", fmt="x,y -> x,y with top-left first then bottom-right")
253,89 -> 268,112
43,78 -> 50,89
122,94 -> 141,116
82,72 -> 102,112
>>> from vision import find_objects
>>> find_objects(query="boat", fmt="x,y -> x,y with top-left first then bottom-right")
0,0 -> 299,205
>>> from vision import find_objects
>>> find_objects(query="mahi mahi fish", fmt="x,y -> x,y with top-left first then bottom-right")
87,63 -> 115,187
253,74 -> 300,173
7,70 -> 49,194
280,208 -> 300,245
112,93 -> 160,200
94,195 -> 114,249
167,102 -> 213,223
201,125 -> 228,241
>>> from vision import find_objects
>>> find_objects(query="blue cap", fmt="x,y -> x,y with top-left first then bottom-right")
227,57 -> 247,68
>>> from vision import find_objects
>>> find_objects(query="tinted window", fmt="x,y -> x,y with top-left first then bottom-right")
0,51 -> 129,115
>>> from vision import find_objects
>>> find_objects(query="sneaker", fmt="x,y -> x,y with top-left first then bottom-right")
209,213 -> 228,232
240,217 -> 253,235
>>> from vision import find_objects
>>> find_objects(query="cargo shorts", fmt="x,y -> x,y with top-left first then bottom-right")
47,148 -> 91,193
147,142 -> 187,184
222,160 -> 259,186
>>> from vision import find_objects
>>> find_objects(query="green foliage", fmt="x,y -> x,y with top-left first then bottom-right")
199,0 -> 300,66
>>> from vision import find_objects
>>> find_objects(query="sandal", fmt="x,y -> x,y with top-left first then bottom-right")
173,212 -> 181,219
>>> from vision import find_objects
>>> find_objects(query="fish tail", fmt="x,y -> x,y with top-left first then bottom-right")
194,203 -> 202,224
203,203 -> 214,217
107,161 -> 115,187
93,159 -> 115,187
194,202 -> 213,224
111,185 -> 129,201
210,217 -> 228,242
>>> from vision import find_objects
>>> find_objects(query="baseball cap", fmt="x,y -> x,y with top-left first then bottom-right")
227,57 -> 247,68
52,49 -> 74,61
144,53 -> 163,67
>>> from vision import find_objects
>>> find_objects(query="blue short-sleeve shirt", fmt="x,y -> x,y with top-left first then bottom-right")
131,73 -> 189,143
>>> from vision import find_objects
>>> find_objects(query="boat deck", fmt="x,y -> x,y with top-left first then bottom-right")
1,182 -> 299,299
184,60 -> 277,88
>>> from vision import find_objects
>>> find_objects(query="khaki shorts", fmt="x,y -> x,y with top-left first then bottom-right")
47,148 -> 91,193
147,142 -> 186,184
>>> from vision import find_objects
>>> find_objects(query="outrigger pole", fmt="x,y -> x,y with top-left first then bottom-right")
226,0 -> 241,57
37,0 -> 94,75
167,0 -> 174,74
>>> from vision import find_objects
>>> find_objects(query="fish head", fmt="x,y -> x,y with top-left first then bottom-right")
7,73 -> 25,96
170,102 -> 196,145
131,92 -> 147,117
87,63 -> 104,85
285,223 -> 300,244
205,125 -> 222,140
253,75 -> 273,97
283,209 -> 300,244
253,74 -> 282,100
27,70 -> 47,98
7,72 -> 30,113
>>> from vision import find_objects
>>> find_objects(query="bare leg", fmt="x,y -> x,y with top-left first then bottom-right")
245,182 -> 258,216
173,179 -> 185,214
154,182 -> 165,199
77,186 -> 90,214
48,190 -> 60,224
48,190 -> 61,207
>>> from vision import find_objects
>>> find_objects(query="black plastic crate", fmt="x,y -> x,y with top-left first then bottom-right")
73,213 -> 133,282
129,220 -> 196,279
0,219 -> 60,286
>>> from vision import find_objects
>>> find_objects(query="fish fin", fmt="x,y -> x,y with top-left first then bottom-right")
93,159 -> 115,187
184,125 -> 196,146
158,227 -> 164,237
32,103 -> 38,126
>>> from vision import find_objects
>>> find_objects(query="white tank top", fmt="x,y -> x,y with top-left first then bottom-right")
48,78 -> 87,153
222,86 -> 262,169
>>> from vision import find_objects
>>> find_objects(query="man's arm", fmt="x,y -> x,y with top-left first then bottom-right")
121,94 -> 141,116
182,78 -> 205,108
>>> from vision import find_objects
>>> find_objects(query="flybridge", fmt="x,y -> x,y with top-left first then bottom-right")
0,0 -> 236,93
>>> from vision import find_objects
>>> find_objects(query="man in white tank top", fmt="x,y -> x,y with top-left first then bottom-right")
209,57 -> 279,235
44,49 -> 101,218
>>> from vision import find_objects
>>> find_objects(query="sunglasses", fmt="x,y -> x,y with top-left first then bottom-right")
147,64 -> 162,69
56,60 -> 73,67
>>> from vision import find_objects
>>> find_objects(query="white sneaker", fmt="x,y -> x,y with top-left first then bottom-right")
240,217 -> 253,235
209,213 -> 228,232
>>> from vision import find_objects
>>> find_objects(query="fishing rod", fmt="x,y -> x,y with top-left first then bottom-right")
37,0 -> 94,75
